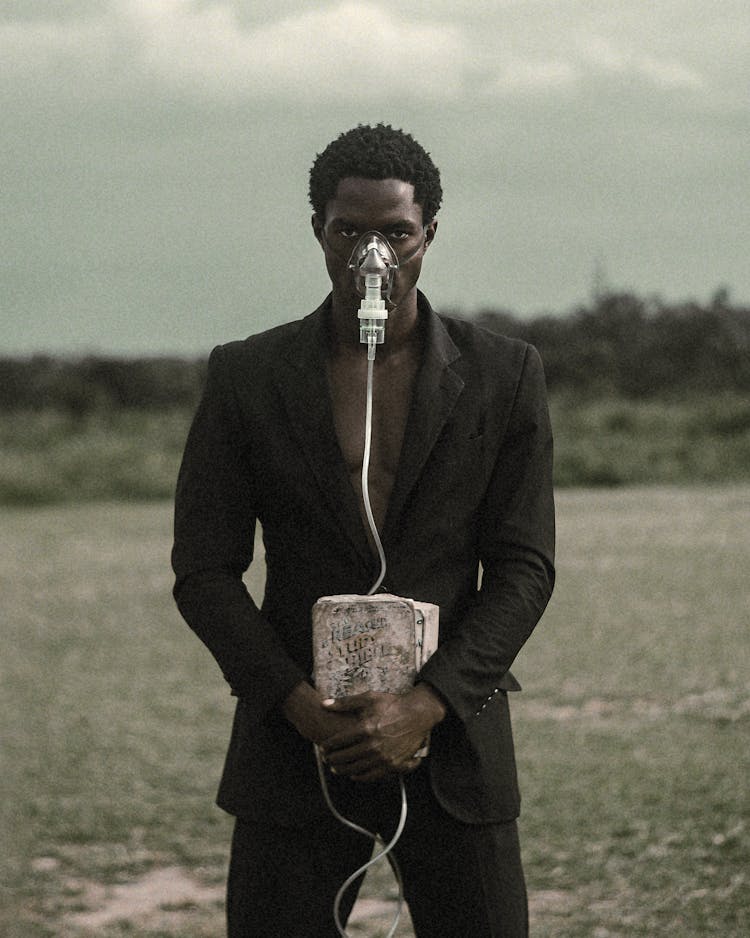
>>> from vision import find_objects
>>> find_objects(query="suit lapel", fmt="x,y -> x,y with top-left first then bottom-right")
382,302 -> 464,545
273,302 -> 374,568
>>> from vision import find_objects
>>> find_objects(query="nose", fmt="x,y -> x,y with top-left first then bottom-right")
359,241 -> 389,278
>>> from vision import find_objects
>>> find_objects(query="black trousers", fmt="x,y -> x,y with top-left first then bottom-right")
226,762 -> 528,938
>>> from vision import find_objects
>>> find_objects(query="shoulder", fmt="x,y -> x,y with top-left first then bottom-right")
204,303 -> 327,384
436,312 -> 538,378
211,317 -> 307,371
439,312 -> 527,356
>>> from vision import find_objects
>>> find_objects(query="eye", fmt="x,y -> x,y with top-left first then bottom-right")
337,226 -> 360,240
388,229 -> 410,241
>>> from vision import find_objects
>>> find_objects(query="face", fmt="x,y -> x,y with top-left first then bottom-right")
312,177 -> 437,312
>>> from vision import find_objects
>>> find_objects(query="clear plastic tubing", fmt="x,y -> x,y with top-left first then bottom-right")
362,343 -> 387,595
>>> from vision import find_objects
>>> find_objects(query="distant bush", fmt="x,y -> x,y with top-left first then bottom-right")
469,288 -> 750,398
1,289 -> 749,502
0,289 -> 748,413
0,356 -> 207,414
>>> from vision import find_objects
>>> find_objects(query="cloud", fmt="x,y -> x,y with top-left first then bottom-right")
0,0 -> 468,103
483,57 -> 581,95
140,0 -> 471,100
575,32 -> 704,90
0,0 -> 739,107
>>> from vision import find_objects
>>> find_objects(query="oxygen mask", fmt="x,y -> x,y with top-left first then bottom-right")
347,231 -> 399,302
320,225 -> 427,356
345,231 -> 398,356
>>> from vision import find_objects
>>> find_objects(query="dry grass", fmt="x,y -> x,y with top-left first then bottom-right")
2,488 -> 748,936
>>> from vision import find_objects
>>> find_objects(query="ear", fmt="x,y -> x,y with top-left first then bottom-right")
423,218 -> 438,251
311,213 -> 325,247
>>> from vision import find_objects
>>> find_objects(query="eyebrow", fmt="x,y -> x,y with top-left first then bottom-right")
331,218 -> 419,231
383,219 -> 420,230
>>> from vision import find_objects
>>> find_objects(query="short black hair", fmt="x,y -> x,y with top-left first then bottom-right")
309,123 -> 443,224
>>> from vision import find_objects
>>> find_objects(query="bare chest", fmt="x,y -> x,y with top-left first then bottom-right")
327,351 -> 419,532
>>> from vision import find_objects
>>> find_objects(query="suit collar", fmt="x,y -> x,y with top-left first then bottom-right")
274,294 -> 465,570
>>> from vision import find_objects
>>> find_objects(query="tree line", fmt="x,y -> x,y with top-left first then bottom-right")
465,288 -> 750,398
2,289 -> 748,413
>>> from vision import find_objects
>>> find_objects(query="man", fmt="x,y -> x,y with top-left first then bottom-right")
172,123 -> 555,937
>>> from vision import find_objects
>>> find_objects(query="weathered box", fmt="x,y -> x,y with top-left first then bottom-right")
312,594 -> 439,699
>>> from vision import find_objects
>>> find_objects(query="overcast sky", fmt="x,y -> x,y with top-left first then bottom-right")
2,0 -> 748,354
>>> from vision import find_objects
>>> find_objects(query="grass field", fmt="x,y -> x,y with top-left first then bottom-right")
2,488 -> 749,936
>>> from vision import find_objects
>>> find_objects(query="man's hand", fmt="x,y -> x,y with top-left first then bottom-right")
317,684 -> 447,782
281,681 -> 360,745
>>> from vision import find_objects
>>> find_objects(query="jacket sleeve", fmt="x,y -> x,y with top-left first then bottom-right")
171,344 -> 308,722
419,343 -> 555,721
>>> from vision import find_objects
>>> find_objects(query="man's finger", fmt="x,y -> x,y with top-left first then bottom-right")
321,692 -> 374,712
322,738 -> 370,763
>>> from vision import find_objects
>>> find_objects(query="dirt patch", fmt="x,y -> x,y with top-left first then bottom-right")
60,866 -> 413,936
65,866 -> 223,929
54,864 -> 609,937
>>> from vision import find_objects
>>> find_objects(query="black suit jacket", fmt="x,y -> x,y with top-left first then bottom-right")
172,294 -> 555,824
